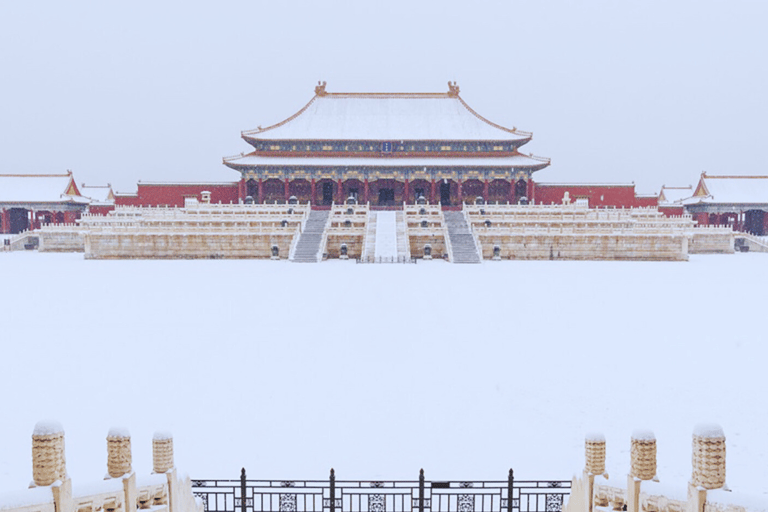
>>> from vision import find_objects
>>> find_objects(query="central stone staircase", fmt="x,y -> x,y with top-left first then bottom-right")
291,210 -> 330,262
443,210 -> 481,263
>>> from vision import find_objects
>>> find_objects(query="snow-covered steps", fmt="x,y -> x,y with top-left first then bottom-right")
291,210 -> 330,262
444,210 -> 481,263
374,211 -> 398,260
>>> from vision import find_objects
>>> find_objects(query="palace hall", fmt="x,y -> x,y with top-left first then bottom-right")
222,82 -> 551,208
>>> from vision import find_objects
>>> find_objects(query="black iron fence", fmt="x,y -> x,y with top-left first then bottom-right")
192,470 -> 570,512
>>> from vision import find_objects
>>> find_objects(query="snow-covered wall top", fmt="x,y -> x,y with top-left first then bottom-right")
243,94 -> 532,142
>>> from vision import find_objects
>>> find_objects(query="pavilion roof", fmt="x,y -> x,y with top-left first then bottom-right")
242,83 -> 533,143
80,184 -> 115,204
224,153 -> 551,171
0,172 -> 89,204
658,185 -> 694,205
690,173 -> 768,204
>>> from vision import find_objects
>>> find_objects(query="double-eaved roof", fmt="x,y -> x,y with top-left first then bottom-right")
225,83 -> 550,174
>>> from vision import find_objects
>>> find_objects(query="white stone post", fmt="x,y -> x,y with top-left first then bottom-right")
32,420 -> 67,486
153,431 -> 174,473
627,430 -> 656,512
107,427 -> 132,478
584,433 -> 606,512
688,424 -> 726,512
692,424 -> 726,489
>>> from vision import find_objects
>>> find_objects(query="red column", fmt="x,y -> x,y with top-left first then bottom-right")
258,178 -> 264,204
431,179 -> 437,204
508,179 -> 516,204
404,179 -> 410,204
337,179 -> 344,203
364,179 -> 369,204
284,179 -> 290,202
457,179 -> 463,205
310,179 -> 316,205
483,179 -> 489,201
1,208 -> 9,234
238,178 -> 245,201
526,179 -> 533,199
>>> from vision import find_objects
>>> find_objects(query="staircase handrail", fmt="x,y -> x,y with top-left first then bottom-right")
442,211 -> 455,262
317,210 -> 333,262
462,204 -> 483,261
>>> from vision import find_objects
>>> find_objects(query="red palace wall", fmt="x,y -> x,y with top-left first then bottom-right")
88,205 -> 115,215
658,205 -> 685,217
115,182 -> 240,207
531,182 -> 658,209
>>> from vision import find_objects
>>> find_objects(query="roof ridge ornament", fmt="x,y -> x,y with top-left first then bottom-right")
447,81 -> 460,97
315,81 -> 328,97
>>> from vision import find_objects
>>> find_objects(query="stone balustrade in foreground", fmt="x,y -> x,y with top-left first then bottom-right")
0,422 -> 203,512
564,426 -> 765,512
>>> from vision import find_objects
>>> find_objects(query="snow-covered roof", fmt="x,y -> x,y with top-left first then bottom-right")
658,185 -> 693,205
80,184 -> 115,204
0,173 -> 89,204
225,154 -> 550,169
691,174 -> 768,204
242,87 -> 533,142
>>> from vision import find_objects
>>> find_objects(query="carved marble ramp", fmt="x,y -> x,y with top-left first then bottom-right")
361,211 -> 377,260
444,210 -> 481,263
374,211 -> 398,260
291,210 -> 329,262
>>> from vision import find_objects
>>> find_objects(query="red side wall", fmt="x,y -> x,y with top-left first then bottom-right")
658,205 -> 685,217
115,183 -> 240,207
531,182 -> 658,209
88,205 -> 116,215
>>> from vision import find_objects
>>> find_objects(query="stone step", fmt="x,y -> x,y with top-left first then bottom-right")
443,211 -> 481,264
291,210 -> 330,262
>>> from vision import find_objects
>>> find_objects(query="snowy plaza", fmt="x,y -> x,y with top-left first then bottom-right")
0,252 -> 766,498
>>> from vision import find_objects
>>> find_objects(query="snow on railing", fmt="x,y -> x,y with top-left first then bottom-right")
0,423 -> 202,512
565,427 -> 766,512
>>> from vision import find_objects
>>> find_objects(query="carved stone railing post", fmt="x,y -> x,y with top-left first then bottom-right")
692,424 -> 725,489
584,433 -> 606,512
627,430 -> 656,512
107,427 -> 132,478
153,432 -> 174,473
32,420 -> 67,486
630,430 -> 657,481
688,424 -> 726,512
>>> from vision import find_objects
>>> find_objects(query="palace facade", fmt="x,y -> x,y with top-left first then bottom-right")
222,82 -> 550,208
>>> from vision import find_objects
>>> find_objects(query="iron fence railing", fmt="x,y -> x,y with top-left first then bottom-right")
192,470 -> 570,512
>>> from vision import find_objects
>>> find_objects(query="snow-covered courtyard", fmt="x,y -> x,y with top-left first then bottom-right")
0,253 -> 766,496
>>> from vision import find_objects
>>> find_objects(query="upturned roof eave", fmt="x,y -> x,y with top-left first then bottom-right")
239,87 -> 533,143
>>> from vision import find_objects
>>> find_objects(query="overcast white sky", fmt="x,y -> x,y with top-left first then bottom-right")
1,1 -> 767,195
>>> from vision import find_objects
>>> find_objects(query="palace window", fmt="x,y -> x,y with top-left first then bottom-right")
440,145 -> 452,151
270,145 -> 281,150
322,145 -> 333,151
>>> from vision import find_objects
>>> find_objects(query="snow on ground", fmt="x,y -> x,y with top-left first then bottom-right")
0,253 -> 766,496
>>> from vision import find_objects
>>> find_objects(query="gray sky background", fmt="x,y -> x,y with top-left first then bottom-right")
1,0 -> 766,195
